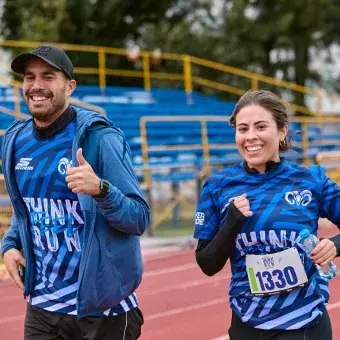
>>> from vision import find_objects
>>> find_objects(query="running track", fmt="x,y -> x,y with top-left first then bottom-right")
2,229 -> 340,339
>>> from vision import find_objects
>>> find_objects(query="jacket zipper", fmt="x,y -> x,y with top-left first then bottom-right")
76,214 -> 96,317
73,121 -> 95,316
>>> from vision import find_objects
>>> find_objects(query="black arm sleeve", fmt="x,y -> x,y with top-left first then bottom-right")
195,201 -> 246,276
329,234 -> 340,257
320,222 -> 340,257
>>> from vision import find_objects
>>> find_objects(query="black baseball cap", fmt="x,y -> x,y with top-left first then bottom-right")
11,45 -> 74,80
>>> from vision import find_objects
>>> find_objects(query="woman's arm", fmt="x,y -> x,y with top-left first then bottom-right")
330,234 -> 340,256
195,201 -> 246,276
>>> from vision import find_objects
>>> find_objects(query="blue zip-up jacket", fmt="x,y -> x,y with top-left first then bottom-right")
1,107 -> 150,318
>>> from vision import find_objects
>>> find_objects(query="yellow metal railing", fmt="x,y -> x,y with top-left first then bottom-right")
0,40 -> 339,116
140,115 -> 340,190
151,195 -> 182,230
316,151 -> 340,183
69,98 -> 106,117
0,103 -> 30,120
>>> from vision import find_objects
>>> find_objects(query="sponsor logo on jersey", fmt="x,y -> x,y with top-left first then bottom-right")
285,190 -> 312,206
195,212 -> 205,225
58,158 -> 73,175
15,158 -> 34,171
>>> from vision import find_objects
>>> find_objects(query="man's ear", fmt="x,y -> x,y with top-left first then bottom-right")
66,79 -> 77,97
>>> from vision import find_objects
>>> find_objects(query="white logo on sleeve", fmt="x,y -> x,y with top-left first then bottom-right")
58,158 -> 73,175
285,190 -> 312,206
195,212 -> 205,225
15,158 -> 33,171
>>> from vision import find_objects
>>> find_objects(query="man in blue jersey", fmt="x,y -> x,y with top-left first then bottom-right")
194,90 -> 340,339
1,45 -> 150,339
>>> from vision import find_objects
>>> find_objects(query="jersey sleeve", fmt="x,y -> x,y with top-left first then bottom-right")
194,179 -> 220,240
319,166 -> 340,225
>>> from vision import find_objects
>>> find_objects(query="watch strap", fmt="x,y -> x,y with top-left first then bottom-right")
94,179 -> 110,198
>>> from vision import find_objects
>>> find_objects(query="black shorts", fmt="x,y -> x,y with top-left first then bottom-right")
24,303 -> 144,340
228,310 -> 332,340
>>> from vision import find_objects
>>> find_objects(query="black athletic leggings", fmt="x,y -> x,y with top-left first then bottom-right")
228,311 -> 332,340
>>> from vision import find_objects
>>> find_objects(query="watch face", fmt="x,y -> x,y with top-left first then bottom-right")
101,180 -> 109,193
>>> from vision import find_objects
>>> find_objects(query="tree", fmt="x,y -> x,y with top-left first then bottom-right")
138,0 -> 230,93
1,0 -> 65,42
282,0 -> 333,106
219,0 -> 334,107
1,0 -> 340,102
0,0 -> 180,85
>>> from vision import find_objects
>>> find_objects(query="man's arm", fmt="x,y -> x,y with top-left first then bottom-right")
94,132 -> 150,235
66,131 -> 150,235
1,212 -> 25,290
1,212 -> 22,256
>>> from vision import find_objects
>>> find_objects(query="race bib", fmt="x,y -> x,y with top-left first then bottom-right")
246,247 -> 308,296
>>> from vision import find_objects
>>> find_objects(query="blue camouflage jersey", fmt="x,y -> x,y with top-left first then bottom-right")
194,160 -> 340,330
14,119 -> 138,316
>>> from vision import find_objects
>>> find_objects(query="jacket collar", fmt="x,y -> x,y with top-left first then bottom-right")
244,157 -> 284,174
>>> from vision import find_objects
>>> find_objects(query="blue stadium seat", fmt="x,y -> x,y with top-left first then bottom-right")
0,85 -> 339,184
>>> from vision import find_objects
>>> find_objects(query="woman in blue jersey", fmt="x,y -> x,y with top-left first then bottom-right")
194,89 -> 340,339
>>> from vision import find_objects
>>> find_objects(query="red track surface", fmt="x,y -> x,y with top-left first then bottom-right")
2,228 -> 340,339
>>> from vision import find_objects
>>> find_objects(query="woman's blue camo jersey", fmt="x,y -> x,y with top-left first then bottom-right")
194,159 -> 340,330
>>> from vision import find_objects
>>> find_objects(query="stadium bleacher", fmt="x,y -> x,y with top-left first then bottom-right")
0,85 -> 339,185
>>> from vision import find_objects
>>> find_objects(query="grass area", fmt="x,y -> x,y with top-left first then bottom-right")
150,218 -> 194,238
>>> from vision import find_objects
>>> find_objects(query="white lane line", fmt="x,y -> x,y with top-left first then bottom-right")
145,297 -> 229,321
143,249 -> 192,262
140,275 -> 230,297
143,263 -> 198,277
210,336 -> 229,340
0,315 -> 24,325
1,295 -> 23,303
0,297 -> 227,326
327,301 -> 340,311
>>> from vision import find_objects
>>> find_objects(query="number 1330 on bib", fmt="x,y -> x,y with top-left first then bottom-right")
246,248 -> 308,296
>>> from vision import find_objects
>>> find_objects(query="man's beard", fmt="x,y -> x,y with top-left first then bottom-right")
29,102 -> 66,123
25,90 -> 66,123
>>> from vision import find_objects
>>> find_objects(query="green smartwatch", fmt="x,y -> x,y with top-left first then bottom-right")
95,179 -> 110,198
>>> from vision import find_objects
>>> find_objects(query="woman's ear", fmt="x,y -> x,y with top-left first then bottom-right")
280,125 -> 288,140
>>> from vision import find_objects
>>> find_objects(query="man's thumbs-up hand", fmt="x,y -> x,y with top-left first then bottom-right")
76,148 -> 87,166
66,148 -> 101,196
